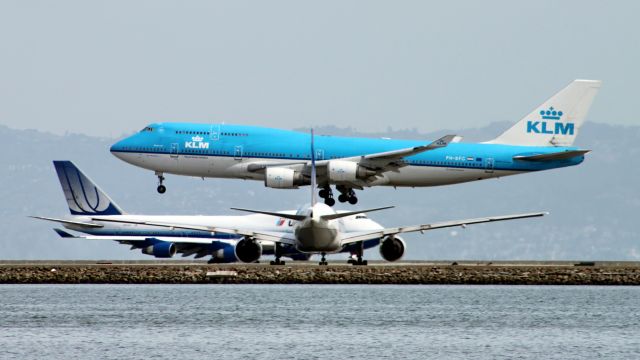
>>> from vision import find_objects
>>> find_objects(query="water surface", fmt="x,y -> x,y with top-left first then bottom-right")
1,285 -> 639,359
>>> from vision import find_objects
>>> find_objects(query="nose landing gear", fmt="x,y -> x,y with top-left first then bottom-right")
319,252 -> 328,266
156,172 -> 166,194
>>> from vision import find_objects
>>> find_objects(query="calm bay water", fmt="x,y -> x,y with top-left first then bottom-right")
1,284 -> 639,359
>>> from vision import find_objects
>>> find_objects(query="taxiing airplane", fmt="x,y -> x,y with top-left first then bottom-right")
57,132 -> 548,265
110,80 -> 600,206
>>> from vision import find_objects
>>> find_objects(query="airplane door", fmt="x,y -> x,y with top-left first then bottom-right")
210,124 -> 220,141
170,143 -> 179,158
485,158 -> 494,173
234,145 -> 243,160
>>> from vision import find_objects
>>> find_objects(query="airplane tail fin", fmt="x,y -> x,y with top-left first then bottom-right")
487,80 -> 601,147
53,161 -> 125,216
310,128 -> 317,206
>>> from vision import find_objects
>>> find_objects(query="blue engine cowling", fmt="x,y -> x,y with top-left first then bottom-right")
209,239 -> 262,263
141,241 -> 176,258
379,236 -> 405,262
209,243 -> 241,263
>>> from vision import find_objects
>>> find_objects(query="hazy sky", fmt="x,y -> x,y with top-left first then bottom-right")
1,1 -> 638,137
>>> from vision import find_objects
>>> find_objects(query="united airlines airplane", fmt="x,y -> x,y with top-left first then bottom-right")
33,161 -> 545,265
110,80 -> 600,206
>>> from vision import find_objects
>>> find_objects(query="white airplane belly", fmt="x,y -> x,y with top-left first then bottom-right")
384,166 -> 520,186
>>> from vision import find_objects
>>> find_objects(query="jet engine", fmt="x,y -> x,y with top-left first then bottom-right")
327,161 -> 375,182
209,243 -> 241,263
234,238 -> 263,263
264,167 -> 305,189
142,241 -> 176,258
379,236 -> 405,262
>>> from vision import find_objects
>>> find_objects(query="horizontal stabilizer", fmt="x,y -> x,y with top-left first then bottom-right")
320,206 -> 394,221
513,150 -> 590,162
53,228 -> 76,238
229,208 -> 307,221
31,216 -> 104,228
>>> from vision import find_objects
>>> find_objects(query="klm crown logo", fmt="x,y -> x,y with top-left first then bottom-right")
185,135 -> 209,149
527,106 -> 574,136
540,107 -> 563,120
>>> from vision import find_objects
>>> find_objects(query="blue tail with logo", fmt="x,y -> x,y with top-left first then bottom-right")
53,161 -> 124,216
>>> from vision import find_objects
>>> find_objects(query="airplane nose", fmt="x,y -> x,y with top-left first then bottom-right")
110,138 -> 129,159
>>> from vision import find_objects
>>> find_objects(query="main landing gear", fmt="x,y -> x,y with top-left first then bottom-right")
270,243 -> 286,265
318,186 -> 335,207
319,252 -> 328,266
347,242 -> 368,266
156,172 -> 166,194
337,185 -> 358,205
318,186 -> 358,206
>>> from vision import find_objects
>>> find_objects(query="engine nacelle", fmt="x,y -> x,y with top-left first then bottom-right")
234,238 -> 263,263
142,241 -> 176,258
264,167 -> 305,189
209,243 -> 241,263
379,236 -> 405,262
327,160 -> 375,182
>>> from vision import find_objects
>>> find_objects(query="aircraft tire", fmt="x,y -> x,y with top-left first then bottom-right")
157,185 -> 166,194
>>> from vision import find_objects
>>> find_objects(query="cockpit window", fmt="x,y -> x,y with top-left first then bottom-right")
140,127 -> 153,132
355,215 -> 368,219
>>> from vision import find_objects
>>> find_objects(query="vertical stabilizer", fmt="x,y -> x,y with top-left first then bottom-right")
53,161 -> 124,215
310,129 -> 317,206
487,80 -> 601,147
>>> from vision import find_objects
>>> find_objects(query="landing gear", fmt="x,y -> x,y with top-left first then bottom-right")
318,186 -> 335,207
348,242 -> 368,266
319,252 -> 328,266
156,172 -> 166,194
337,186 -> 358,205
270,243 -> 286,265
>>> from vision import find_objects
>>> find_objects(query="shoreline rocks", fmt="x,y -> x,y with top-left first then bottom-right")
1,265 -> 639,285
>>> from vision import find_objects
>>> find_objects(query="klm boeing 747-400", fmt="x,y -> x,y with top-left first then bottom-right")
110,80 -> 600,206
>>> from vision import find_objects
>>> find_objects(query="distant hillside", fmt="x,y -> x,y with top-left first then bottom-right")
1,122 -> 638,260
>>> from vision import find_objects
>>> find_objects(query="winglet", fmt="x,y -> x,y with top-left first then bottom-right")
425,134 -> 456,150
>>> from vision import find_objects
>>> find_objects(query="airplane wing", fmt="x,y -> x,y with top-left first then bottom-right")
53,228 -> 218,244
316,134 -> 456,173
339,212 -> 547,245
92,218 -> 298,246
52,228 -> 238,259
244,134 -> 456,189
